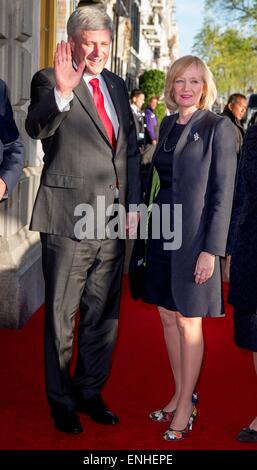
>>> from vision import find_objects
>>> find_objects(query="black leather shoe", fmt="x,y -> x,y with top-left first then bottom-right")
77,395 -> 119,425
51,409 -> 83,434
237,427 -> 257,442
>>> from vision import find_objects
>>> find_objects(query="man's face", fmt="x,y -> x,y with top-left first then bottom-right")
69,29 -> 111,76
134,94 -> 145,109
229,98 -> 247,120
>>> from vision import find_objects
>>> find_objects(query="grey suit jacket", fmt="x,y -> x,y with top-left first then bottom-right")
146,109 -> 237,316
25,68 -> 141,238
0,79 -> 24,198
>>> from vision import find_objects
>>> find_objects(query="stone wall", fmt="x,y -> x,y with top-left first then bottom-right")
0,0 -> 44,328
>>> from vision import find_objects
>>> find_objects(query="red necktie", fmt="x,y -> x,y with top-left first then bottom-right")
89,78 -> 116,149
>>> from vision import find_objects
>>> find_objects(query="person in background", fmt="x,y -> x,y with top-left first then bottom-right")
130,89 -> 145,152
144,96 -> 159,146
0,79 -> 24,202
131,55 -> 237,441
140,96 -> 159,193
220,93 -> 246,161
247,110 -> 257,128
226,124 -> 257,443
25,7 -> 140,435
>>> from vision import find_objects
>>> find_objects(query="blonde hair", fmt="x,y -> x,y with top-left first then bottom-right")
164,55 -> 217,112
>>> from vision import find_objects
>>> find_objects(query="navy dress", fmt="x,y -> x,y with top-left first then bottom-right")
142,122 -> 185,310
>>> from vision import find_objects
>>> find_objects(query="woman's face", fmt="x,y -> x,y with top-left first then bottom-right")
172,63 -> 204,112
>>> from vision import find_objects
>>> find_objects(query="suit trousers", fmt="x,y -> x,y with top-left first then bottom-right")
40,233 -> 125,411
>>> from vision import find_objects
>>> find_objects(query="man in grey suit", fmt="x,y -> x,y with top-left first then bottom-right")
0,79 -> 24,201
25,7 -> 141,434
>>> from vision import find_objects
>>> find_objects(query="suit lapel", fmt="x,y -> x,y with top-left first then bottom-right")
173,109 -> 206,162
148,109 -> 206,196
102,69 -> 123,156
73,77 -> 112,149
153,109 -> 206,165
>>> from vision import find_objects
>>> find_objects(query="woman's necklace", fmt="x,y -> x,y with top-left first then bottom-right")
163,137 -> 176,153
163,120 -> 187,152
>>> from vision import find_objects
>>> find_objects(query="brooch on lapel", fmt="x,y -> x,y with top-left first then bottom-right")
188,131 -> 200,143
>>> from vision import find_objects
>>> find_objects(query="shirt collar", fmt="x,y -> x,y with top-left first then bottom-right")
131,103 -> 140,114
83,72 -> 102,86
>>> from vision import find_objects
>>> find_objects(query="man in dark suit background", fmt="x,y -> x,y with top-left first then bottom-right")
0,79 -> 24,201
25,7 -> 141,434
220,93 -> 246,162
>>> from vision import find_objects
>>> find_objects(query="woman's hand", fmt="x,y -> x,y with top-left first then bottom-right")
224,255 -> 231,281
194,251 -> 215,284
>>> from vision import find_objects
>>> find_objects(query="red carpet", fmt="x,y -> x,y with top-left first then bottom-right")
0,278 -> 256,450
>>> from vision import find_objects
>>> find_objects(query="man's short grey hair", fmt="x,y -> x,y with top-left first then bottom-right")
67,7 -> 113,39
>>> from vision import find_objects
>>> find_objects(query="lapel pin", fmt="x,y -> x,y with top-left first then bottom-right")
193,132 -> 199,141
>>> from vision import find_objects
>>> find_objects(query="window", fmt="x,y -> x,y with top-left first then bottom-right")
40,0 -> 77,68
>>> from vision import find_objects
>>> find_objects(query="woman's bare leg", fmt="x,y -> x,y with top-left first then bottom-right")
169,312 -> 203,430
158,307 -> 182,411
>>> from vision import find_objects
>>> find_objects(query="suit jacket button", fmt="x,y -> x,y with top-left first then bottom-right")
109,184 -> 115,190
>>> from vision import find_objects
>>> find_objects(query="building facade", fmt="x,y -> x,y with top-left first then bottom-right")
105,0 -> 179,90
0,0 -> 77,328
0,0 -> 43,328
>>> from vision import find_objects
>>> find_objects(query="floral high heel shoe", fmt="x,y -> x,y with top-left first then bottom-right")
163,406 -> 197,441
149,392 -> 198,422
149,409 -> 174,422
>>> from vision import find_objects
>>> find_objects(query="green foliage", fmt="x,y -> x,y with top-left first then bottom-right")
205,0 -> 257,23
139,69 -> 166,123
139,69 -> 165,100
154,102 -> 166,124
193,23 -> 257,97
194,1 -> 257,97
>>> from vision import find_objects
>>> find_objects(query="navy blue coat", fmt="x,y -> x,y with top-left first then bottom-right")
0,79 -> 24,198
227,124 -> 257,311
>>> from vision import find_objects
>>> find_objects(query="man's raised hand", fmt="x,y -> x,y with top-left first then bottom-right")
54,41 -> 85,98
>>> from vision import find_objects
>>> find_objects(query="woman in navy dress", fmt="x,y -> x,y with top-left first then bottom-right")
134,56 -> 237,441
226,124 -> 257,442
